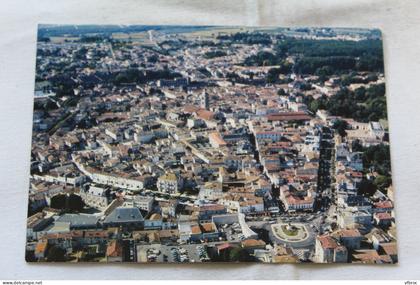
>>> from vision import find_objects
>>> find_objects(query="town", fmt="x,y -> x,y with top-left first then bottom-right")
26,25 -> 396,264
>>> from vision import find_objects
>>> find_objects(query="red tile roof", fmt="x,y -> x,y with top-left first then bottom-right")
318,235 -> 339,249
106,240 -> 122,257
241,239 -> 266,248
267,112 -> 311,122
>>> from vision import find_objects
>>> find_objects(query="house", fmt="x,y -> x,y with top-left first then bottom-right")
198,204 -> 227,221
34,240 -> 48,260
253,178 -> 271,197
27,212 -> 54,240
314,235 -> 348,263
216,243 -> 234,255
238,196 -> 264,214
157,173 -> 183,194
158,229 -> 179,244
333,229 -> 363,250
200,222 -> 220,242
272,245 -> 299,263
373,212 -> 393,228
144,213 -> 163,230
40,233 -> 73,253
373,200 -> 393,213
338,208 -> 372,230
369,229 -> 394,250
82,230 -> 109,245
199,181 -> 224,201
352,249 -> 392,264
79,185 -> 109,211
190,222 -> 219,242
280,185 -> 315,212
124,195 -> 154,212
241,239 -> 266,250
378,242 -> 398,263
178,220 -> 194,242
106,240 -> 123,262
159,199 -> 178,218
209,132 -> 228,148
133,230 -> 161,244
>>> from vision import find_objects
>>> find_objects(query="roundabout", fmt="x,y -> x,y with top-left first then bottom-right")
268,222 -> 316,248
272,223 -> 309,242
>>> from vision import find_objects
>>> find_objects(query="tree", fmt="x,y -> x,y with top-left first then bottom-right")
308,83 -> 388,123
374,175 -> 392,191
332,119 -> 349,137
50,194 -> 66,209
203,50 -> 227,59
275,38 -> 384,73
357,179 -> 377,197
267,68 -> 281,83
243,51 -> 280,66
47,246 -> 66,262
228,247 -> 253,262
50,194 -> 85,212
66,194 -> 85,212
351,139 -> 364,152
277,88 -> 286,96
362,144 -> 391,175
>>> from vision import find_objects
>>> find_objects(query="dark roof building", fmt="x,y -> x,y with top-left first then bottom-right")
102,207 -> 144,229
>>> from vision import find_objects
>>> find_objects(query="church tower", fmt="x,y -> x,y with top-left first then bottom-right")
200,89 -> 210,110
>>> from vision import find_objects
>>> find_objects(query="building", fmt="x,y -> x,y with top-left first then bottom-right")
200,89 -> 210,110
280,185 -> 315,212
34,240 -> 48,260
334,229 -> 363,250
199,181 -> 224,201
157,77 -> 188,88
208,132 -> 227,148
190,222 -> 219,242
103,207 -> 144,229
157,173 -> 183,194
124,195 -> 154,212
80,185 -> 109,211
106,240 -> 123,262
198,204 -> 227,220
144,213 -> 163,230
338,208 -> 372,230
314,235 -> 348,263
27,212 -> 54,241
55,214 -> 100,230
373,212 -> 393,228
241,239 -> 266,251
255,131 -> 282,142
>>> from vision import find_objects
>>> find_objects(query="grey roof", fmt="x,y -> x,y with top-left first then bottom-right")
56,214 -> 99,227
346,195 -> 371,207
103,207 -> 144,224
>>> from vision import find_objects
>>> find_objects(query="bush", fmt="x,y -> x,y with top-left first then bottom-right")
47,246 -> 67,262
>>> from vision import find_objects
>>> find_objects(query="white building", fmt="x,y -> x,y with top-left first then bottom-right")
80,185 -> 109,210
157,173 -> 183,194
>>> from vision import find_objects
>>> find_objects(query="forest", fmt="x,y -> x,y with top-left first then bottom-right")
239,34 -> 384,74
303,83 -> 387,122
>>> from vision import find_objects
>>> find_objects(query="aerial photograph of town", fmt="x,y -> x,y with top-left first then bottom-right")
26,25 -> 396,264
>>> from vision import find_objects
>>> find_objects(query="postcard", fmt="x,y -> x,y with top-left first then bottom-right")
26,25 -> 396,263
